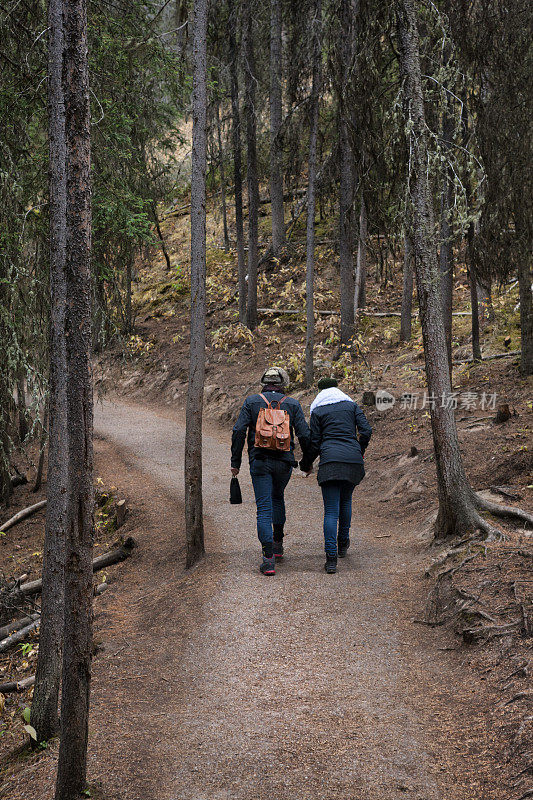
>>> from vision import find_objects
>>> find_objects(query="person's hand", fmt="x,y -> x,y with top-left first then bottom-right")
231,467 -> 239,477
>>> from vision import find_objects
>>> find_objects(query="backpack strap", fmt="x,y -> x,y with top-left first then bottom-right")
259,392 -> 287,409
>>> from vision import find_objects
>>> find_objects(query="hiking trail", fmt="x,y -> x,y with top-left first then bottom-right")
83,397 -> 488,800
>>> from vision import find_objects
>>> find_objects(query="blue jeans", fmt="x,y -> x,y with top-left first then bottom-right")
320,480 -> 355,556
250,459 -> 292,547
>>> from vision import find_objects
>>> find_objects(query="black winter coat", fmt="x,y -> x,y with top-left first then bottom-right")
231,390 -> 311,469
303,400 -> 372,470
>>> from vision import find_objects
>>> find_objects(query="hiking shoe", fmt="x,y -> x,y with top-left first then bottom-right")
338,539 -> 350,558
324,555 -> 337,574
260,555 -> 276,575
273,540 -> 284,559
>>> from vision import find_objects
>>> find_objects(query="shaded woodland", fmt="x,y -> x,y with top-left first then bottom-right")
0,0 -> 531,796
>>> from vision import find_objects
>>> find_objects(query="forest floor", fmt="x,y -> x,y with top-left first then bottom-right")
1,198 -> 532,797
1,395 -> 531,799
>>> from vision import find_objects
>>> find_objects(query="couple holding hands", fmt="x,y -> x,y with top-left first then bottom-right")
230,366 -> 372,575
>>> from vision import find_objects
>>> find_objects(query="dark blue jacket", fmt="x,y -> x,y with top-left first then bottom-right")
304,400 -> 372,468
231,390 -> 311,469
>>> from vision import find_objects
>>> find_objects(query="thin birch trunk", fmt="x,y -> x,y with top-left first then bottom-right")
184,0 -> 208,568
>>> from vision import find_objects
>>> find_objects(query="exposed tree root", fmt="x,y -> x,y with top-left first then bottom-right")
474,494 -> 533,528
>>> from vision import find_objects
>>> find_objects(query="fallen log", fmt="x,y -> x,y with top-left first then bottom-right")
18,537 -> 137,597
258,306 -> 473,319
0,500 -> 47,534
0,675 -> 35,694
0,613 -> 40,641
0,619 -> 40,653
453,350 -> 521,365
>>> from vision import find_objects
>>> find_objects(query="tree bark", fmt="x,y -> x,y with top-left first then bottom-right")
400,230 -> 414,342
354,189 -> 367,317
244,0 -> 259,330
305,0 -> 322,387
228,0 -> 247,324
184,0 -> 208,569
338,0 -> 354,348
269,0 -> 285,256
215,103 -> 230,252
54,0 -> 94,794
33,0 -> 68,745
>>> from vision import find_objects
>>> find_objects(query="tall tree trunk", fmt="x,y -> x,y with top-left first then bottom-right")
0,288 -> 12,505
215,103 -> 230,252
354,188 -> 367,318
461,93 -> 481,362
244,0 -> 259,330
32,403 -> 48,494
396,0 -> 519,540
16,376 -> 28,443
184,0 -> 208,569
228,0 -> 246,323
439,95 -> 454,368
124,257 -> 133,335
305,0 -> 322,387
400,230 -> 414,342
33,0 -> 68,750
54,0 -> 94,795
269,0 -> 285,255
338,0 -> 354,348
468,264 -> 482,362
151,202 -> 171,271
517,232 -> 533,376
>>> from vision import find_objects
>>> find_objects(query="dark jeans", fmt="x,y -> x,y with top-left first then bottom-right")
250,458 -> 292,547
320,480 -> 355,556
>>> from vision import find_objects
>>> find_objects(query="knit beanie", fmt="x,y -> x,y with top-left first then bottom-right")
317,377 -> 338,390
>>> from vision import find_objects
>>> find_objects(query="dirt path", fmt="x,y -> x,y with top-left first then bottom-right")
86,397 -> 490,800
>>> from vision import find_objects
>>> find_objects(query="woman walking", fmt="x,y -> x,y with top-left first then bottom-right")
301,378 -> 372,573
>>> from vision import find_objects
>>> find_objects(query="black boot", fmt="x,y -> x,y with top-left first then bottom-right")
273,524 -> 284,559
324,554 -> 337,574
338,539 -> 350,558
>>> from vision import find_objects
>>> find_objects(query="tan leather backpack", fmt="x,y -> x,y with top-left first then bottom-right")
254,394 -> 291,451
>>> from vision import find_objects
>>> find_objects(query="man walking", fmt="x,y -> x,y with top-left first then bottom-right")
231,367 -> 311,575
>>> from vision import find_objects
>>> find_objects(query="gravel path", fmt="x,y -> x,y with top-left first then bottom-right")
92,397 -> 471,800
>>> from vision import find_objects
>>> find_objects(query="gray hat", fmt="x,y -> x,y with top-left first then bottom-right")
261,366 -> 290,387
